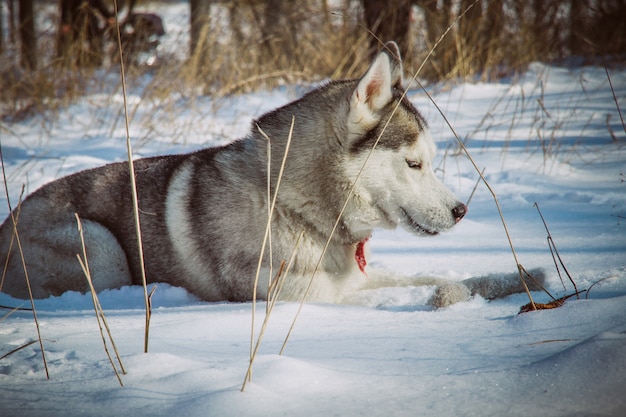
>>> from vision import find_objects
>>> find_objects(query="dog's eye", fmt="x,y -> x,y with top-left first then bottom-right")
406,160 -> 422,170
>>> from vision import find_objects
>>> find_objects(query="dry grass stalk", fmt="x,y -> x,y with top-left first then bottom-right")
0,186 -> 22,291
605,65 -> 626,136
528,339 -> 574,346
0,304 -> 27,321
0,339 -> 41,361
112,0 -> 151,353
0,305 -> 41,361
74,213 -> 126,387
534,202 -> 579,298
248,117 -> 295,372
585,277 -> 612,300
465,167 -> 485,207
242,230 -> 304,392
0,275 -> 34,363
0,142 -> 49,378
264,123 -> 273,315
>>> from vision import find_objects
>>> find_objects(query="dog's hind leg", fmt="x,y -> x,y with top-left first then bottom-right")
1,218 -> 132,299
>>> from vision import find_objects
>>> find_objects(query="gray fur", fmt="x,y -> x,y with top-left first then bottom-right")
0,42 -> 531,307
428,269 -> 547,308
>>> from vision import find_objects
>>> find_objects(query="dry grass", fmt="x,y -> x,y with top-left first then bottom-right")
2,1 -> 623,122
75,213 -> 126,387
111,0 -> 153,354
244,118 -> 295,389
0,142 -> 49,378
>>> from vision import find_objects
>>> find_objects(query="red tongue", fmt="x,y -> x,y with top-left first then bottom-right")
355,236 -> 370,277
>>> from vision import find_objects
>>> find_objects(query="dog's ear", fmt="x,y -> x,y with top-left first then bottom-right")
347,41 -> 403,140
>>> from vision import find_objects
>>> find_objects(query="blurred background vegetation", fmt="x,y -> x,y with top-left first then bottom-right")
1,0 -> 625,118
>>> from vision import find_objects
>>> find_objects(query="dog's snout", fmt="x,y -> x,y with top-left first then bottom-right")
452,203 -> 467,223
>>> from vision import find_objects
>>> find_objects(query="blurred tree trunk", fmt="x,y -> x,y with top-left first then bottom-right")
534,0 -> 561,60
18,0 -> 37,70
362,0 -> 412,58
415,0 -> 454,77
8,0 -> 17,46
478,0 -> 504,78
190,0 -> 210,59
458,0 -> 482,74
588,0 -> 626,56
568,0 -> 587,55
0,0 -> 4,56
256,0 -> 299,67
57,0 -> 78,64
56,0 -> 116,67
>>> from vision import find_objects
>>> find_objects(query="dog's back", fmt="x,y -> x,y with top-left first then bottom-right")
0,154 -> 185,298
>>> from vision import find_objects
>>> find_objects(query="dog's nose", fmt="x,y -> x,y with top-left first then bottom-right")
452,203 -> 467,223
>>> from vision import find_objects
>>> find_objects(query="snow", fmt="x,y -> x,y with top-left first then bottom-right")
1,8 -> 626,416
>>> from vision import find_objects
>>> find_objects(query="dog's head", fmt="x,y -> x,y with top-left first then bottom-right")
341,42 -> 466,238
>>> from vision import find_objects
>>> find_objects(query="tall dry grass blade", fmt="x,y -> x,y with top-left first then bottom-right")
75,215 -> 127,367
241,263 -> 285,392
0,339 -> 40,361
75,213 -> 125,387
533,202 -> 579,298
604,64 -> 626,136
0,185 -> 22,291
416,79 -> 536,311
269,231 -> 304,305
0,142 -> 50,378
0,304 -> 25,322
466,167 -> 485,207
411,0 -> 481,84
242,231 -> 304,392
265,124 -> 273,315
280,0 -> 485,354
248,117 -> 295,377
112,0 -> 151,353
517,263 -> 555,301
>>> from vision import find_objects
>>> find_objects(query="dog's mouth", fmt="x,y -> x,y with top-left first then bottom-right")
401,208 -> 439,236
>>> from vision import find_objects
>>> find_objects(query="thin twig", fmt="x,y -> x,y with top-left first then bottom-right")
248,117 -> 295,378
112,0 -> 151,353
75,214 -> 126,386
242,262 -> 285,392
0,304 -> 30,314
466,167 -> 485,207
0,305 -> 25,325
604,63 -> 626,136
585,277 -> 611,299
243,231 -> 304,391
1,340 -> 40,361
518,264 -> 555,300
533,202 -> 579,298
265,123 -> 273,315
0,185 -> 22,291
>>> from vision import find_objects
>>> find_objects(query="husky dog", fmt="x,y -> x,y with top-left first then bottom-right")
0,42 -> 540,307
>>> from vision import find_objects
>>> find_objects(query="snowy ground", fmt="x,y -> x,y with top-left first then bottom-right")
1,7 -> 626,415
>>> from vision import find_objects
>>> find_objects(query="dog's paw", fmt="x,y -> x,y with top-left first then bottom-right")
427,283 -> 471,308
